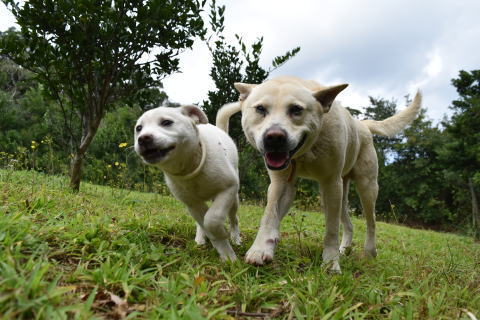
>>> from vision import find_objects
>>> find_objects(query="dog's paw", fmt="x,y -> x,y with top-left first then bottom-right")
195,237 -> 207,246
326,261 -> 342,274
230,230 -> 241,245
323,248 -> 342,274
211,239 -> 237,262
364,246 -> 377,258
195,224 -> 207,245
321,258 -> 342,274
220,252 -> 237,262
245,242 -> 276,265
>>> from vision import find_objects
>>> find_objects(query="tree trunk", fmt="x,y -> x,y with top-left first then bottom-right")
69,111 -> 102,192
469,178 -> 480,241
70,153 -> 84,192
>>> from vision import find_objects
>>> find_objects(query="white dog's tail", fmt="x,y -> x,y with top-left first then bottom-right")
362,92 -> 422,137
215,102 -> 242,132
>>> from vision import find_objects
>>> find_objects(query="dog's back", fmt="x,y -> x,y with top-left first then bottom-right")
199,123 -> 239,175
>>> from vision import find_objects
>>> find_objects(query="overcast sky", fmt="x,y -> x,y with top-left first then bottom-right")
2,0 -> 479,121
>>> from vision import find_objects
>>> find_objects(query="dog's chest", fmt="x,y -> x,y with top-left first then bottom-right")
295,139 -> 345,180
166,176 -> 219,203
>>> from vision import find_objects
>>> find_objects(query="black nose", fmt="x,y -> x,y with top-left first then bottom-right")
138,134 -> 153,147
263,127 -> 288,151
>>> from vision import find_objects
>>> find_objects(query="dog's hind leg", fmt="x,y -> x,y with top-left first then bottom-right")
352,143 -> 378,258
203,186 -> 238,261
228,193 -> 241,245
188,203 -> 208,245
195,223 -> 207,245
245,168 -> 296,265
356,177 -> 378,257
339,178 -> 353,255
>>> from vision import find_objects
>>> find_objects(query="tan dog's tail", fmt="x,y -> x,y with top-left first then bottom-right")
362,92 -> 422,137
215,102 -> 242,132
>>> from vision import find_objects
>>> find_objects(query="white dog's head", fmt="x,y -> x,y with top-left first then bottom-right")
134,105 -> 208,166
235,76 -> 347,170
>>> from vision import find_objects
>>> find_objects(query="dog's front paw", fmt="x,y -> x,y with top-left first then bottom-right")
323,260 -> 342,274
245,239 -> 277,265
323,248 -> 342,273
364,246 -> 377,258
211,239 -> 237,262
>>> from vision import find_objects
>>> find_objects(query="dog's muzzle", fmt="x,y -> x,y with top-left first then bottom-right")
262,127 -> 306,170
137,134 -> 175,163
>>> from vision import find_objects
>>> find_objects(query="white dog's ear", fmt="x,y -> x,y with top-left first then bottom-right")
180,105 -> 209,124
313,84 -> 348,113
234,83 -> 257,101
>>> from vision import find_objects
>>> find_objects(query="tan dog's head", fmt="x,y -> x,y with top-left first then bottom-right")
235,77 -> 347,170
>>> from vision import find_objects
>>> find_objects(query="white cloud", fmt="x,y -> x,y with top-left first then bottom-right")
408,48 -> 443,95
161,42 -> 214,105
0,3 -> 17,31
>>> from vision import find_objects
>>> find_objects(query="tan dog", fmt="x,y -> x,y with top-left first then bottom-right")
216,76 -> 421,272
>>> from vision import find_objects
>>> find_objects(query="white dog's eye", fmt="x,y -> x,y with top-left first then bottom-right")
255,105 -> 267,116
136,125 -> 142,132
161,119 -> 174,127
289,105 -> 303,117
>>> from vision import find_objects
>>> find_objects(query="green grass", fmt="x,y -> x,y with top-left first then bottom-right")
0,169 -> 479,319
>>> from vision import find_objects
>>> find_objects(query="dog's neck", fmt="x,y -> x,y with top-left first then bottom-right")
161,136 -> 206,180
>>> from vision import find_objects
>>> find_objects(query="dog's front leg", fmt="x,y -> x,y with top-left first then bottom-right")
203,186 -> 238,262
245,168 -> 296,265
321,176 -> 343,273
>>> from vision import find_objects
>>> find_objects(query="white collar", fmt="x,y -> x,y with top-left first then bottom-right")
167,136 -> 207,180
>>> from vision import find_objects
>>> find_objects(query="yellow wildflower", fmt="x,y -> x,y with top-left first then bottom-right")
114,162 -> 119,166
118,142 -> 128,148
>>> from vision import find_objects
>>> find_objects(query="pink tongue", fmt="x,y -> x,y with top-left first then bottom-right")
265,152 -> 288,168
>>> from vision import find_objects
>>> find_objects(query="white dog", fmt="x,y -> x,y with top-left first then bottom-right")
134,105 -> 241,261
217,76 -> 421,272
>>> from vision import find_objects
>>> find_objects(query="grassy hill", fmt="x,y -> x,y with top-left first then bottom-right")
0,169 -> 479,319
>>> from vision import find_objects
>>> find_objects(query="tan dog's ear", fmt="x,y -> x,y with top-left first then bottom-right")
313,84 -> 348,113
180,105 -> 209,124
234,83 -> 257,101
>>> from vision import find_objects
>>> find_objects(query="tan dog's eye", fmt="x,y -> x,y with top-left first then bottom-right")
255,105 -> 267,116
289,105 -> 303,117
161,119 -> 174,127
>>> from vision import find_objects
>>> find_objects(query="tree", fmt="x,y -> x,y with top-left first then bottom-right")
202,0 -> 300,199
0,0 -> 206,191
0,56 -> 60,156
386,109 -> 452,226
442,70 -> 480,239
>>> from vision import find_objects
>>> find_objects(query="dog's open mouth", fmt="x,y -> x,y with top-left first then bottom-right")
141,146 -> 175,163
264,134 -> 307,170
